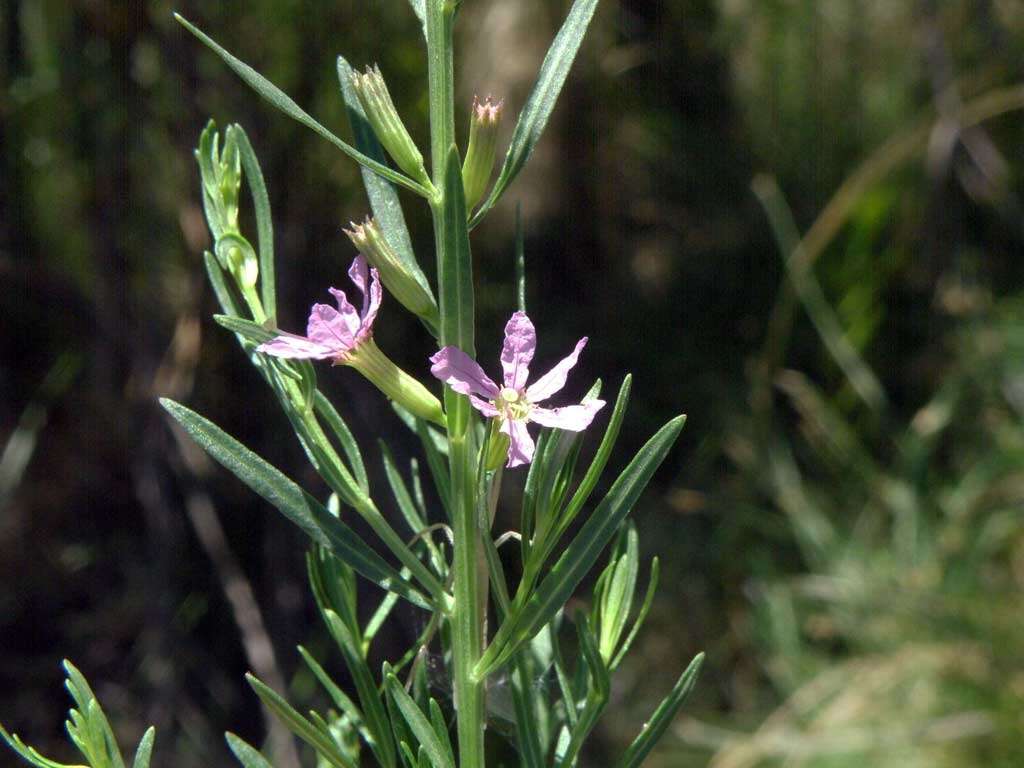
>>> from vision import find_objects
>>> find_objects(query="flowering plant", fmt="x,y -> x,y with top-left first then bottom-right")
1,2 -> 702,767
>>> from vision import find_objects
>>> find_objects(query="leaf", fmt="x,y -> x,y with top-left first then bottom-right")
427,700 -> 455,768
130,728 -> 155,768
613,653 -> 705,768
469,0 -> 600,226
214,314 -> 276,344
225,733 -> 273,768
174,15 -> 432,198
160,399 -> 431,609
477,414 -> 686,676
204,252 -> 245,318
297,646 -> 365,730
384,672 -> 454,768
437,144 -> 475,355
315,392 -> 369,493
230,125 -> 276,320
610,557 -> 659,671
246,674 -> 356,768
337,56 -> 433,300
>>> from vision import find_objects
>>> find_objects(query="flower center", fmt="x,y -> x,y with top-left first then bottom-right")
496,387 -> 531,420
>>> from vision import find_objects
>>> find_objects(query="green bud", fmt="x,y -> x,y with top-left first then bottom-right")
351,65 -> 429,185
462,96 -> 503,210
215,232 -> 259,290
345,217 -> 438,323
195,120 -> 242,238
347,338 -> 445,427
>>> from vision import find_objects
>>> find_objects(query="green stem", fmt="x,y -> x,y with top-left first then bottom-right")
427,2 -> 486,766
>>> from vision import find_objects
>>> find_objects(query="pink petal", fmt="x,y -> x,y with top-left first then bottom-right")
529,399 -> 606,431
358,267 -> 383,342
500,418 -> 535,468
307,302 -> 356,351
429,346 -> 500,399
348,256 -> 371,315
469,395 -> 499,417
500,311 -> 536,391
258,332 -> 338,360
525,337 -> 588,403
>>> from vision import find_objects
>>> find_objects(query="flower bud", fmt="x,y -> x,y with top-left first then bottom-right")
345,218 -> 438,323
215,232 -> 259,290
351,65 -> 429,185
195,121 -> 242,237
462,96 -> 502,210
347,338 -> 445,427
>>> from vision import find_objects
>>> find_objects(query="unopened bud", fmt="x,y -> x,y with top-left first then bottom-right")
483,426 -> 510,472
195,120 -> 242,236
462,96 -> 502,209
215,232 -> 259,290
345,218 -> 438,324
351,65 -> 429,185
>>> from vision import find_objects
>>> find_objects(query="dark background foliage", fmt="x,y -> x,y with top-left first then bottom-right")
2,1 -> 1023,766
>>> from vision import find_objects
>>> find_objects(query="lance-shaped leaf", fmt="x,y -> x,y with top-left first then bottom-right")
230,125 -> 276,319
477,414 -> 686,676
131,729 -> 155,768
246,674 -> 356,768
612,652 -> 705,768
337,56 -> 432,300
160,399 -> 431,609
469,0 -> 600,227
175,15 -> 432,198
384,670 -> 455,768
225,733 -> 274,768
438,144 -> 475,355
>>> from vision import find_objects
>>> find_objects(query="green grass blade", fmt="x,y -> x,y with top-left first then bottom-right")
174,15 -> 432,198
160,399 -> 431,609
613,652 -> 705,768
478,414 -> 685,676
469,0 -> 599,227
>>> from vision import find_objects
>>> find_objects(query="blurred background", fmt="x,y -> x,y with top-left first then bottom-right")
2,1 -> 1024,766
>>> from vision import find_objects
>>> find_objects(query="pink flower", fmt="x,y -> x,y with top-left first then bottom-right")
430,311 -> 605,468
258,256 -> 381,362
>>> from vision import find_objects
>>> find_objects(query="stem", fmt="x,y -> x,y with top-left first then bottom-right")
427,2 -> 486,765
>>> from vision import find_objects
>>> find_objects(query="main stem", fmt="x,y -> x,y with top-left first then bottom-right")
426,3 -> 487,767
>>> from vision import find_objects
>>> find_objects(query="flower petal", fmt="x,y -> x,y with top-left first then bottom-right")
500,417 -> 535,468
348,255 -> 371,315
525,337 -> 588,402
469,395 -> 499,417
327,287 -> 362,337
529,399 -> 606,431
500,311 -> 536,390
429,346 -> 500,399
359,267 -> 382,342
258,332 -> 339,360
307,302 -> 356,351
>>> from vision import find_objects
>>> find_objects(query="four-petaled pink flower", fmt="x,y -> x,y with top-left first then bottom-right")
258,256 -> 381,362
430,311 -> 605,468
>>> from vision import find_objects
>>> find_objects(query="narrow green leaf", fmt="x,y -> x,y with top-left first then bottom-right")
610,557 -> 659,671
225,733 -> 273,768
204,252 -> 245,318
380,441 -> 429,536
469,0 -> 600,226
384,673 -> 454,768
297,646 -> 365,730
437,144 -> 475,355
175,15 -> 432,198
415,418 -> 451,516
478,414 -> 685,676
613,653 -> 705,768
230,125 -> 276,320
315,392 -> 369,493
246,674 -> 356,768
427,700 -> 455,768
160,399 -> 430,609
214,314 -> 275,344
130,728 -> 155,768
555,616 -> 609,768
338,56 -> 432,299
